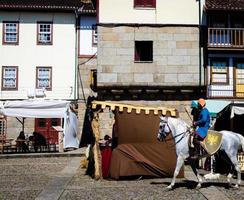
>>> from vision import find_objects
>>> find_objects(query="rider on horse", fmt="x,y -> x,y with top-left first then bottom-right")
190,98 -> 210,158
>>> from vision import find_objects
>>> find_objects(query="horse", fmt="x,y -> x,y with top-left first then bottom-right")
157,116 -> 244,189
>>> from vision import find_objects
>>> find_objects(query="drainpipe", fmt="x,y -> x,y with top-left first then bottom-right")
74,6 -> 84,100
198,0 -> 202,87
74,10 -> 78,100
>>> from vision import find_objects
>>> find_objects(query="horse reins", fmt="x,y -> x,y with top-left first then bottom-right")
162,121 -> 191,145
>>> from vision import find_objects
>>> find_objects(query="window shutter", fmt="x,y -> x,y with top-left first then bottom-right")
134,0 -> 156,8
134,0 -> 140,7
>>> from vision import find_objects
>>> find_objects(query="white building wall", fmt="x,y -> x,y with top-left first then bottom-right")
0,11 -> 76,100
79,16 -> 97,56
99,0 -> 199,25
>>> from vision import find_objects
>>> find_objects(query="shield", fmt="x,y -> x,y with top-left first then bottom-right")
202,130 -> 223,155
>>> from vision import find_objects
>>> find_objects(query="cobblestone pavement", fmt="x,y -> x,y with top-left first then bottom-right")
0,156 -> 243,200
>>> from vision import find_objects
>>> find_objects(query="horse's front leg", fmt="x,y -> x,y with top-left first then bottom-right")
189,159 -> 203,189
167,155 -> 184,189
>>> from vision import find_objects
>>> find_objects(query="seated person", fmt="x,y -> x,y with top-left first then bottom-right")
31,132 -> 47,152
16,131 -> 29,152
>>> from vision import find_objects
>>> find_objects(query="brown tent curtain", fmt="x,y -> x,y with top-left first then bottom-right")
109,108 -> 184,179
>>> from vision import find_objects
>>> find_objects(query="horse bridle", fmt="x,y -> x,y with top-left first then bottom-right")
159,119 -> 191,144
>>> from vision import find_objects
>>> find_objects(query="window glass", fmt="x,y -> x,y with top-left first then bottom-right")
3,22 -> 18,44
37,67 -> 52,89
38,22 -> 52,44
2,67 -> 18,89
211,60 -> 228,84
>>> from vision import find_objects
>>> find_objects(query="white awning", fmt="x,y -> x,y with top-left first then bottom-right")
0,100 -> 78,149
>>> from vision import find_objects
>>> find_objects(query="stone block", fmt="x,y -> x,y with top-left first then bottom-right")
154,56 -> 168,65
102,48 -> 116,56
178,74 -> 194,83
133,63 -> 156,73
102,65 -> 114,73
116,48 -> 134,56
154,74 -> 165,83
119,33 -> 135,41
187,49 -> 199,55
157,34 -> 173,41
154,48 -> 172,56
113,65 -> 132,73
154,41 -> 168,48
168,56 -> 190,65
191,56 -> 199,65
118,73 -> 134,83
172,49 -> 188,56
102,33 -> 119,41
176,41 -> 193,49
134,74 -> 153,83
154,65 -> 168,73
98,73 -> 117,83
167,41 -> 176,49
164,74 -> 178,83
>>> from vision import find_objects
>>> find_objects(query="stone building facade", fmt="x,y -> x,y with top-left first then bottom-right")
97,25 -> 201,87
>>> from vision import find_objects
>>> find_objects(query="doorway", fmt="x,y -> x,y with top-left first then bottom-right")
34,118 -> 61,144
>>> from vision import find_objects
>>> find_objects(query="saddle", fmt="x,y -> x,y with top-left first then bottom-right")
201,130 -> 223,155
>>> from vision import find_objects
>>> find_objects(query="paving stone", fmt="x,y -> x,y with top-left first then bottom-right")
0,155 -> 243,200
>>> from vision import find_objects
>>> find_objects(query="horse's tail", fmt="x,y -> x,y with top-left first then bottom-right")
237,134 -> 244,151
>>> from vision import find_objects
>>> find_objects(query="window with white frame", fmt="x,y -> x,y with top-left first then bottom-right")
37,22 -> 53,44
36,67 -> 52,90
134,0 -> 156,8
92,25 -> 98,46
236,62 -> 244,84
210,60 -> 229,84
3,21 -> 19,44
2,66 -> 18,90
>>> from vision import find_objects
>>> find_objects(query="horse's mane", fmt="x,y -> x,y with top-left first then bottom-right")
169,117 -> 189,127
168,117 -> 190,133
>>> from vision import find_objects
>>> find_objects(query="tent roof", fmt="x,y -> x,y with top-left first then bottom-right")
92,101 -> 177,116
191,100 -> 231,118
0,100 -> 70,118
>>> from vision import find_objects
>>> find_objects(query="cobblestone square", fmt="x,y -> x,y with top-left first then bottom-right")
0,156 -> 243,200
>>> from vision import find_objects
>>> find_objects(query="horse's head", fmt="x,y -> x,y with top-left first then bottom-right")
157,116 -> 171,142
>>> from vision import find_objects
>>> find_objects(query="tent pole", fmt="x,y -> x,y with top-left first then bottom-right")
16,117 -> 25,132
22,118 -> 25,132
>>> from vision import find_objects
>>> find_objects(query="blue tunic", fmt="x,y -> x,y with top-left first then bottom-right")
195,108 -> 210,139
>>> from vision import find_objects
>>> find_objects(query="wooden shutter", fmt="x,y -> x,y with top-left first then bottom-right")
134,0 -> 156,8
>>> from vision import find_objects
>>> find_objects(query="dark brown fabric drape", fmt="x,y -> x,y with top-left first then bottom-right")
109,108 -> 184,179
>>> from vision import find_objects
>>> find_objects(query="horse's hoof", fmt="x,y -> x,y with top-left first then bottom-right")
234,184 -> 239,189
196,183 -> 201,189
166,185 -> 173,190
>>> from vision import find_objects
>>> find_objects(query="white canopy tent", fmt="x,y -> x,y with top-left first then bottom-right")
0,100 -> 79,149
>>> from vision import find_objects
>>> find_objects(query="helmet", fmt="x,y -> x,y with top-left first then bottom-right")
198,98 -> 206,107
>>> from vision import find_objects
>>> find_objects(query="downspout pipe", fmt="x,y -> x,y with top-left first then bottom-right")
198,0 -> 202,87
74,9 -> 78,100
74,6 -> 84,100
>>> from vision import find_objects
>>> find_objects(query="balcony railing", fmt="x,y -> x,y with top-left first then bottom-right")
208,28 -> 244,48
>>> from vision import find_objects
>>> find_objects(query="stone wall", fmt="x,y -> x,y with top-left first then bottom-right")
97,26 -> 201,86
78,57 -> 97,100
6,117 -> 35,142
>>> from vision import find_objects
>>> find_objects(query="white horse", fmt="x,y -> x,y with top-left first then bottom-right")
157,116 -> 244,189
